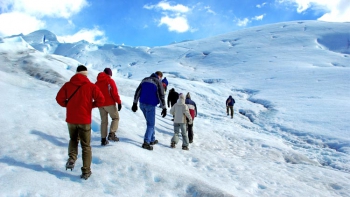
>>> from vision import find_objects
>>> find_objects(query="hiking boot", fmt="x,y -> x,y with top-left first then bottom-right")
66,158 -> 75,171
142,142 -> 153,150
170,142 -> 176,148
101,138 -> 109,146
108,133 -> 119,142
189,140 -> 193,143
150,140 -> 158,145
182,146 -> 189,150
80,171 -> 92,180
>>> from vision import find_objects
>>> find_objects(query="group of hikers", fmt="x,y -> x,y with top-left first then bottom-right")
55,65 -> 234,180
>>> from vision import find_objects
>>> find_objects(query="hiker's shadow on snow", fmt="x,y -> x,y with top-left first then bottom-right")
121,137 -> 144,147
156,127 -> 173,136
157,115 -> 174,126
31,130 -> 67,147
91,137 -> 142,148
0,156 -> 79,182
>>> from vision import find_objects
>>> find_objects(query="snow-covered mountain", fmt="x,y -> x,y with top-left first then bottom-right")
0,20 -> 349,196
20,20 -> 350,139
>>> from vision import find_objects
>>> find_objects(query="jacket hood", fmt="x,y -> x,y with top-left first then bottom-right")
97,72 -> 110,82
69,73 -> 90,86
177,93 -> 185,104
150,73 -> 159,79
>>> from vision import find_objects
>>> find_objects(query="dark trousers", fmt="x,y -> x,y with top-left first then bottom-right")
226,106 -> 234,117
187,123 -> 194,142
67,123 -> 92,174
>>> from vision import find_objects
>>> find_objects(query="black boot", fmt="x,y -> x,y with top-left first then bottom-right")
142,142 -> 153,150
150,140 -> 158,145
101,138 -> 109,146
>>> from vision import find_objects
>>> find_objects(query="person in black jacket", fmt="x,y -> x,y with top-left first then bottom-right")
167,88 -> 179,121
226,95 -> 235,118
167,88 -> 179,108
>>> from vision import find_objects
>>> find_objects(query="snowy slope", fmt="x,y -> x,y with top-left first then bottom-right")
22,20 -> 350,143
0,20 -> 349,196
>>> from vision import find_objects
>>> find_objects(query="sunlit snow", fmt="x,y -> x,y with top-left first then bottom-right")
0,20 -> 349,196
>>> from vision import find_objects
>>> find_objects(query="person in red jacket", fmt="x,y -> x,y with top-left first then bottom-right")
56,65 -> 105,180
95,68 -> 122,145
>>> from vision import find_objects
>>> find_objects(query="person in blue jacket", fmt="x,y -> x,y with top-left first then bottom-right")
226,95 -> 235,118
132,71 -> 167,150
161,77 -> 168,93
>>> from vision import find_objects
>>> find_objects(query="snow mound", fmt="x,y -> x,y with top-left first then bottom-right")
317,33 -> 350,54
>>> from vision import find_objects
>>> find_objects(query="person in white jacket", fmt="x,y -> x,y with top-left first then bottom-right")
170,93 -> 193,150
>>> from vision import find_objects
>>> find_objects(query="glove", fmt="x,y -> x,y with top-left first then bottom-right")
118,103 -> 122,111
187,117 -> 193,125
132,103 -> 138,112
161,108 -> 167,118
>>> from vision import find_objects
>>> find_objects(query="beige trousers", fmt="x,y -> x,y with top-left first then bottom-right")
98,105 -> 120,138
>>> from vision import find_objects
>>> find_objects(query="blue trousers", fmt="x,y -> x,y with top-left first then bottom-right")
140,103 -> 156,144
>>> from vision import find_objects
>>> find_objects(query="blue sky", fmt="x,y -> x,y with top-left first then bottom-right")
0,0 -> 349,46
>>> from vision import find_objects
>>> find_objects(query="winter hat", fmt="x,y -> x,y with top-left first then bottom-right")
76,65 -> 88,76
104,68 -> 112,76
162,77 -> 168,86
179,93 -> 184,100
186,92 -> 191,99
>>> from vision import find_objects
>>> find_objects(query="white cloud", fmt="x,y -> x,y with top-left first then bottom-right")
254,14 -> 265,21
0,0 -> 88,36
204,6 -> 216,15
256,2 -> 267,8
317,0 -> 350,22
159,16 -> 189,33
144,1 -> 189,13
279,0 -> 350,22
144,1 -> 191,33
2,0 -> 89,18
0,12 -> 45,36
236,18 -> 250,27
57,28 -> 107,44
157,1 -> 190,13
235,14 -> 265,27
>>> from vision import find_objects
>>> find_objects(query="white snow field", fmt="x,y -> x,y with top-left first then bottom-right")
0,20 -> 349,196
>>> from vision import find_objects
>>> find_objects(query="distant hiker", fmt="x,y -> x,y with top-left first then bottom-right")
168,88 -> 179,121
56,65 -> 105,180
169,93 -> 193,150
95,68 -> 122,146
185,92 -> 197,143
226,95 -> 235,118
162,77 -> 168,93
167,88 -> 179,107
132,71 -> 167,150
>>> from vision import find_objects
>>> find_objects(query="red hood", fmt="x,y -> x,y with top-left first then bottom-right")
69,73 -> 90,86
97,72 -> 110,82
